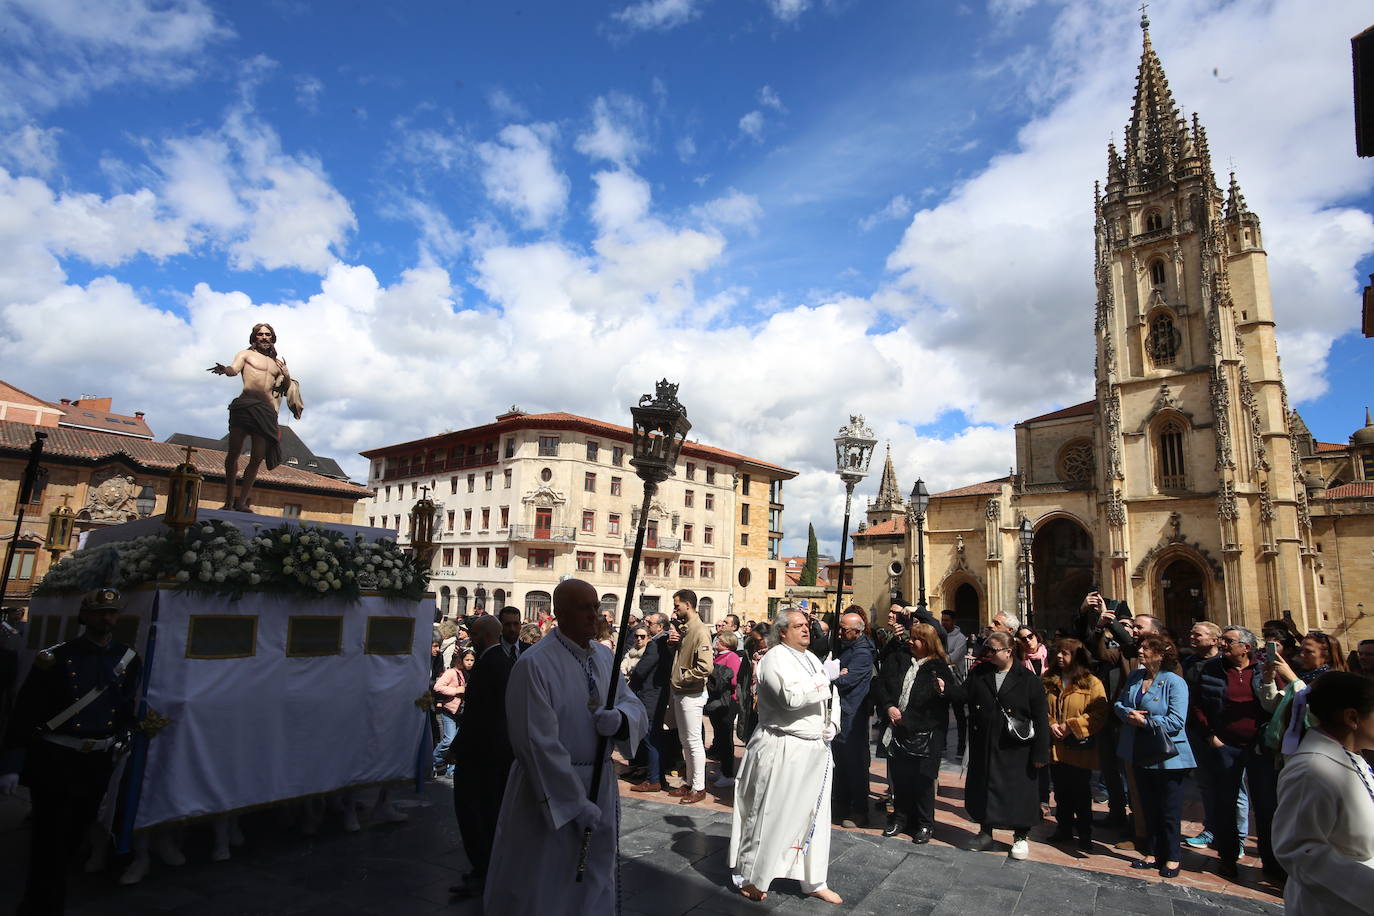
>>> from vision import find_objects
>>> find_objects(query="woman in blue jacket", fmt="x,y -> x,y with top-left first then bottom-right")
1116,635 -> 1195,878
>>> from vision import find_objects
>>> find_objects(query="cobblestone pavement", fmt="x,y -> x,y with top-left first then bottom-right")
0,779 -> 1282,916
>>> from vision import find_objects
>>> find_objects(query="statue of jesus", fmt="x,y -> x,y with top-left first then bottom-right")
207,323 -> 291,512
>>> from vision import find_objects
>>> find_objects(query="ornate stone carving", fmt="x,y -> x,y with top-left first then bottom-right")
1238,365 -> 1269,473
1105,391 -> 1125,480
521,485 -> 566,507
984,497 -> 1000,521
81,469 -> 140,522
1209,365 -> 1235,470
1106,490 -> 1125,527
1259,480 -> 1275,522
1059,440 -> 1095,483
1153,383 -> 1182,414
1216,479 -> 1238,520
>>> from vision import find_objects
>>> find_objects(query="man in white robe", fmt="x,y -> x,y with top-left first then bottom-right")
729,609 -> 844,904
484,578 -> 648,915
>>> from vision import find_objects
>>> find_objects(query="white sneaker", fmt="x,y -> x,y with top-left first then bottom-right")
1010,838 -> 1029,860
714,777 -> 736,789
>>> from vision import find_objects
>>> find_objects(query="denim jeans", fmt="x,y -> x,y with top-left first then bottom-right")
1208,742 -> 1280,872
432,711 -> 458,775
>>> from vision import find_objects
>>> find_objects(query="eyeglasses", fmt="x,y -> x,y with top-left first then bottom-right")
633,633 -> 648,639
840,626 -> 862,634
986,646 -> 1011,654
1219,637 -> 1242,645
1016,633 -> 1035,641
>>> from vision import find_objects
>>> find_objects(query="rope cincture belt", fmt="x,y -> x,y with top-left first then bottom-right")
42,734 -> 117,753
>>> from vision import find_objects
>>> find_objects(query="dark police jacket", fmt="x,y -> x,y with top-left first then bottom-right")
0,637 -> 142,784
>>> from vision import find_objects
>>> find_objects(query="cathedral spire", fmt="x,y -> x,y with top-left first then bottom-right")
1123,6 -> 1184,188
1225,170 -> 1250,220
872,443 -> 903,512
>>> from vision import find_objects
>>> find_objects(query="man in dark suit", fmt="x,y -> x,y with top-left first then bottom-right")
496,605 -> 524,661
629,612 -> 673,792
449,614 -> 515,898
830,610 -> 876,827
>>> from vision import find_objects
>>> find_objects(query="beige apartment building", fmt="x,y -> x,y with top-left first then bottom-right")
359,409 -> 796,623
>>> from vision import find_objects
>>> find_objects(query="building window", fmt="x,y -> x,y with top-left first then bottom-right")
645,557 -> 661,577
577,551 -> 596,572
538,436 -> 559,457
461,509 -> 471,530
586,440 -> 599,461
505,438 -> 516,458
283,504 -> 301,518
484,471 -> 493,490
1150,259 -> 1167,287
705,466 -> 716,484
768,508 -> 781,532
770,479 -> 782,502
394,515 -> 401,530
612,446 -> 624,466
740,504 -> 750,525
446,510 -> 455,531
6,546 -> 36,583
369,516 -> 376,527
504,468 -> 513,488
608,513 -> 621,535
1058,440 -> 1096,483
1363,454 -> 1374,479
442,547 -> 454,567
741,474 -> 751,495
459,548 -> 472,566
529,549 -> 554,570
1157,420 -> 1187,490
704,493 -> 714,511
384,485 -> 392,501
683,523 -> 693,543
679,560 -> 694,578
477,547 -> 489,567
768,537 -> 780,560
768,567 -> 778,589
467,474 -> 476,493
480,508 -> 490,530
610,476 -> 622,496
603,553 -> 621,573
411,482 -> 418,498
448,477 -> 457,495
703,526 -> 714,545
1148,312 -> 1179,367
585,472 -> 596,492
500,506 -> 510,528
495,548 -> 509,569
699,561 -> 714,580
740,533 -> 749,546
582,510 -> 596,532
1145,210 -> 1163,232
684,489 -> 694,507
686,462 -> 695,480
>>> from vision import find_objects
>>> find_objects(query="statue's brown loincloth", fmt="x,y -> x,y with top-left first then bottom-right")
227,394 -> 283,470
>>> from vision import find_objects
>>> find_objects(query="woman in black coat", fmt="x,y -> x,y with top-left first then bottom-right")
870,623 -> 965,843
963,630 -> 1051,859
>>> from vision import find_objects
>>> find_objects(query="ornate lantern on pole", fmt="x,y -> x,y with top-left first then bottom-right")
135,486 -> 156,518
408,487 -> 439,563
45,495 -> 77,560
165,445 -> 202,535
906,478 -> 930,615
579,379 -> 689,881
1019,517 -> 1035,628
831,415 -> 877,624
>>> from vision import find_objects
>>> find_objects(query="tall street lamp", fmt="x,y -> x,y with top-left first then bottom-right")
906,479 -> 930,614
580,379 -> 690,881
832,416 -> 877,624
1019,517 -> 1034,628
1,431 -> 46,607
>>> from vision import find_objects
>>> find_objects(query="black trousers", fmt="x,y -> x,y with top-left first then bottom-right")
18,746 -> 115,916
707,707 -> 736,778
1097,722 -> 1128,816
453,760 -> 508,879
1209,742 -> 1282,873
1051,762 -> 1093,838
1132,766 -> 1189,865
830,720 -> 871,813
887,752 -> 937,830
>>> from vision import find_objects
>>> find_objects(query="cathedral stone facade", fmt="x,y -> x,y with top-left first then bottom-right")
849,18 -> 1373,650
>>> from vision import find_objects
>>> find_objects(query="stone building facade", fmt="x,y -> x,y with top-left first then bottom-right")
359,409 -> 796,623
850,18 -> 1374,651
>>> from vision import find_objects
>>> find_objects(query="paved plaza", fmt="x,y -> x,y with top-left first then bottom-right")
0,778 -> 1282,916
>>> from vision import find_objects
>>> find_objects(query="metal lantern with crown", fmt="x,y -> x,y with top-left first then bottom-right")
831,415 -> 877,623
577,379 -> 690,883
45,494 -> 77,558
629,379 -> 692,485
408,487 -> 439,560
166,445 -> 203,534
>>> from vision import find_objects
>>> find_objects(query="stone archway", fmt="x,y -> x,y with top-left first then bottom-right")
952,582 -> 979,636
1031,516 -> 1094,636
1156,555 -> 1210,637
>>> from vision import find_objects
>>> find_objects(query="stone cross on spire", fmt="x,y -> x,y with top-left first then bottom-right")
872,444 -> 903,512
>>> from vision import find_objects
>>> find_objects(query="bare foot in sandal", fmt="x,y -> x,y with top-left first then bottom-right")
808,888 -> 843,905
739,884 -> 767,902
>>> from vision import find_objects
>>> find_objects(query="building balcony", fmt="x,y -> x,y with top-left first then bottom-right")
509,525 -> 578,544
625,533 -> 682,553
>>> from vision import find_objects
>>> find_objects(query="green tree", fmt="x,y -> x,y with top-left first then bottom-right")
800,523 -> 818,586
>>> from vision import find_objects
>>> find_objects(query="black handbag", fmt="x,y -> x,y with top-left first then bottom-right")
1133,720 -> 1178,766
1063,732 -> 1096,750
1001,707 -> 1035,743
891,728 -> 936,758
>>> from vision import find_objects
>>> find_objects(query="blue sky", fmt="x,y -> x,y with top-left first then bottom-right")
1,0 -> 1371,554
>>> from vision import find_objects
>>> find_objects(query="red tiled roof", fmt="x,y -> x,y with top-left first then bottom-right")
853,517 -> 907,538
932,476 -> 1011,499
361,410 -> 796,477
1323,482 -> 1374,499
1314,441 -> 1347,453
1020,400 -> 1095,425
0,420 -> 368,498
54,403 -> 153,439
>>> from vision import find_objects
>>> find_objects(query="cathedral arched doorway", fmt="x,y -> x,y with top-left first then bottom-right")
953,582 -> 979,636
1156,557 -> 1209,637
1030,517 -> 1094,637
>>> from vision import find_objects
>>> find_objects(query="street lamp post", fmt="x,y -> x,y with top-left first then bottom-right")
0,431 -> 46,608
1019,517 -> 1034,628
832,416 -> 877,624
579,380 -> 690,881
906,479 -> 930,614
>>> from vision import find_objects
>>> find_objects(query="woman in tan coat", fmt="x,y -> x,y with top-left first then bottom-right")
1044,638 -> 1109,851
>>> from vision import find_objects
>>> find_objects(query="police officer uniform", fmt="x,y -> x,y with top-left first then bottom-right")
0,587 -> 141,915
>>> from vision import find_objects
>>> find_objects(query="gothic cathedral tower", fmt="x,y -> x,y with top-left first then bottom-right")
1092,13 -> 1312,625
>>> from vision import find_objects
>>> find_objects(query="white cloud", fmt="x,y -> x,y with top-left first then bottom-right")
691,189 -> 763,234
590,169 -> 652,233
574,94 -> 647,167
611,0 -> 706,32
859,194 -> 913,231
764,0 -> 810,22
476,123 -> 569,230
0,124 -> 60,176
487,87 -> 528,121
676,136 -> 697,162
294,74 -> 323,112
738,110 -> 765,142
758,85 -> 785,112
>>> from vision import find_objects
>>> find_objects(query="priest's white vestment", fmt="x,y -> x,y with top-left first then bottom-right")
729,643 -> 838,894
484,628 -> 648,915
